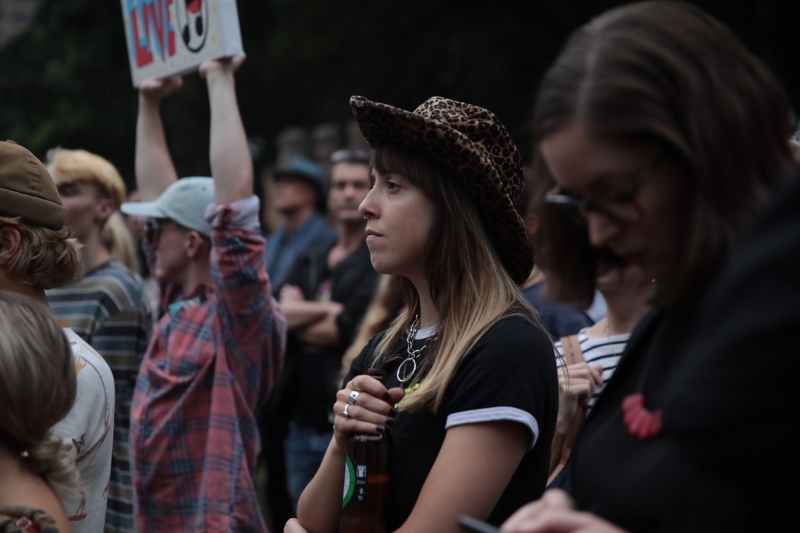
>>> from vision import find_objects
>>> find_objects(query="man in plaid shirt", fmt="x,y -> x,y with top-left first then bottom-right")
122,56 -> 286,532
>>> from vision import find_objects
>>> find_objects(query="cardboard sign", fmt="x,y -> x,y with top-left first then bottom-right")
120,0 -> 243,87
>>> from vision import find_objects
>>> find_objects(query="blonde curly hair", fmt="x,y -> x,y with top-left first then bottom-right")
0,216 -> 84,290
0,291 -> 80,497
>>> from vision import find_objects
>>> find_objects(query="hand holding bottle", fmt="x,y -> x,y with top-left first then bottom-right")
338,370 -> 399,533
333,373 -> 405,450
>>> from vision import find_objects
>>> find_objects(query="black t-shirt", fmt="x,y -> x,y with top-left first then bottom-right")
344,315 -> 558,530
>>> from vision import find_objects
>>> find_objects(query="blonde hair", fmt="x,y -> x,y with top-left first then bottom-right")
101,211 -> 141,274
340,275 -> 402,384
0,291 -> 79,498
46,148 -> 127,209
0,216 -> 84,290
370,145 -> 547,412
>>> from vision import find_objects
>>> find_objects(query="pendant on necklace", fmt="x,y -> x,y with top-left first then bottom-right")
397,357 -> 418,384
621,393 -> 663,440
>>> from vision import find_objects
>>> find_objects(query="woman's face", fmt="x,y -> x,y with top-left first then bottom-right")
596,263 -> 653,300
359,170 -> 435,283
539,122 -> 681,282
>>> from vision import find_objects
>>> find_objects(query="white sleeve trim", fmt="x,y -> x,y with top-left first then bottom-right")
445,407 -> 540,450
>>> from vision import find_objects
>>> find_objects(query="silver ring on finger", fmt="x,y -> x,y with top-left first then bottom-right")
342,404 -> 350,418
347,391 -> 360,405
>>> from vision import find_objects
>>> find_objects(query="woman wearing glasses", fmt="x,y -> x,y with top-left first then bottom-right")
502,2 -> 796,532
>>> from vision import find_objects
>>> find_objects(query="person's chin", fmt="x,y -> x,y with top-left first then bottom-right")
154,266 -> 172,284
369,255 -> 394,276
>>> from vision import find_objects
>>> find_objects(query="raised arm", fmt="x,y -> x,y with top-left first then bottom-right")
200,55 -> 251,205
135,77 -> 182,201
199,55 -> 285,402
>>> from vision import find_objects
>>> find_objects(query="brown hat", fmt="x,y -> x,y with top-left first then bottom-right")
350,96 -> 533,284
0,141 -> 65,230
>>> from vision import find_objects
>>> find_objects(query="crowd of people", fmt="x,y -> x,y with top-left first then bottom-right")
0,2 -> 798,533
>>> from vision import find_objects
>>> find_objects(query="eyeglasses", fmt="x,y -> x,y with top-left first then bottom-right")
144,219 -> 184,245
544,153 -> 668,223
144,219 -> 163,245
145,218 -> 190,245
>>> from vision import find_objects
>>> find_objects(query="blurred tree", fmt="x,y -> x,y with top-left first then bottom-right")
0,0 -> 797,193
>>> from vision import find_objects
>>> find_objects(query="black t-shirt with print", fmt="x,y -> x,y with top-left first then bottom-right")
343,315 -> 558,530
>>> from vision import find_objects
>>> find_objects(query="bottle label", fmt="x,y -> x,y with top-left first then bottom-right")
342,455 -> 356,507
354,463 -> 368,503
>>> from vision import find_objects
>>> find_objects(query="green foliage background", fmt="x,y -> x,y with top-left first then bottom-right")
0,0 -> 797,190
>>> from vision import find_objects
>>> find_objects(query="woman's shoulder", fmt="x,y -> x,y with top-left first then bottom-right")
479,314 -> 553,352
463,314 -> 556,373
442,314 -> 558,428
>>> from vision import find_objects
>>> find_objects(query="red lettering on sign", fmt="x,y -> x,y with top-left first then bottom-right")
131,0 -> 176,67
131,8 -> 153,67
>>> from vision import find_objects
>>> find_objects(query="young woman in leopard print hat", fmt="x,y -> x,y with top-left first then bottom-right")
286,96 -> 559,533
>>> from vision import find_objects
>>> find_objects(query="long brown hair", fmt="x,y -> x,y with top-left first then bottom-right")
0,291 -> 79,497
532,1 -> 794,308
369,144 -> 545,412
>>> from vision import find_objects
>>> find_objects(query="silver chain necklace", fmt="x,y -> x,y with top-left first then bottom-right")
397,314 -> 436,384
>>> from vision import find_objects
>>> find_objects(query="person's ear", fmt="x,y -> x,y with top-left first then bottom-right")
524,211 -> 540,237
185,230 -> 207,259
0,226 -> 22,266
95,198 -> 115,226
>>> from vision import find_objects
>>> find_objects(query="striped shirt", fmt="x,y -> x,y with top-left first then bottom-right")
130,196 -> 286,533
555,329 -> 629,411
48,261 -> 151,533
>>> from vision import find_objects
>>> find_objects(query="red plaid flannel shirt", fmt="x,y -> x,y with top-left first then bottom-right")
131,196 -> 285,532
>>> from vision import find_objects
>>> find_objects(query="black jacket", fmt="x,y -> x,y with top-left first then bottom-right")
567,167 -> 800,532
268,241 -> 380,430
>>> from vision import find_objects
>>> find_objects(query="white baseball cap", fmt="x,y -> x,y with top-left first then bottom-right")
121,177 -> 214,236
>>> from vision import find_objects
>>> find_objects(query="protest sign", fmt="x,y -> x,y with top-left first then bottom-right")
120,0 -> 243,87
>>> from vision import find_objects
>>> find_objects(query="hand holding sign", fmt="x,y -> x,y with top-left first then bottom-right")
199,54 -> 245,79
139,76 -> 184,103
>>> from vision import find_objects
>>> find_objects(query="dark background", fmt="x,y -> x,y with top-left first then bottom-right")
0,0 -> 797,190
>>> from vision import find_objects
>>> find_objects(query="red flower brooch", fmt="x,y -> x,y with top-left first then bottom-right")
621,393 -> 663,440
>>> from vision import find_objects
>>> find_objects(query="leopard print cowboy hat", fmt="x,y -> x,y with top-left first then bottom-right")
350,95 -> 533,284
